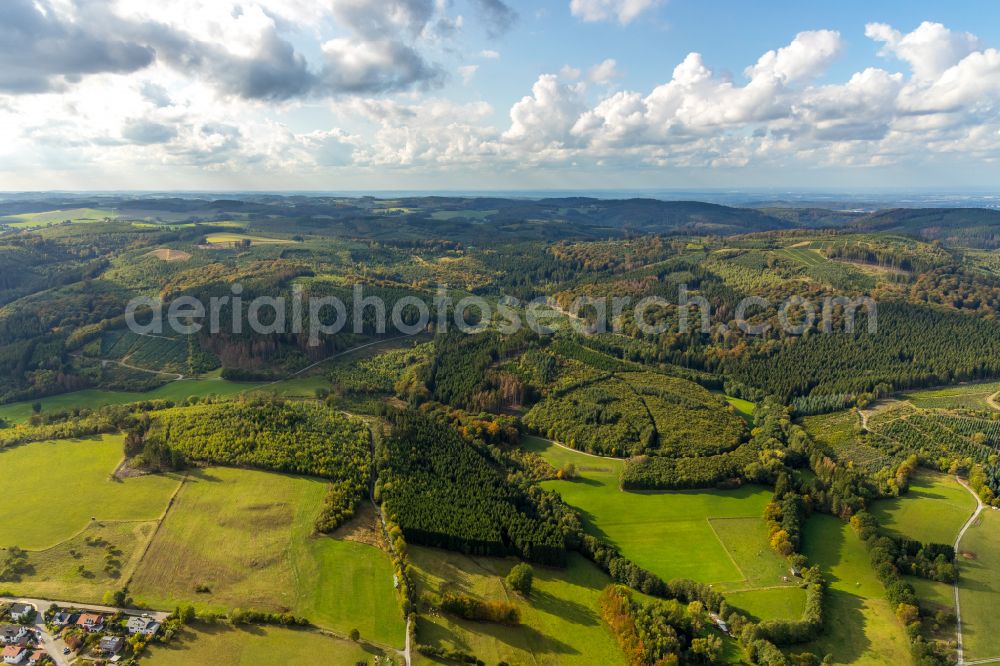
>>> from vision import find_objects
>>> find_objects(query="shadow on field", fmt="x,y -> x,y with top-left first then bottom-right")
531,588 -> 599,627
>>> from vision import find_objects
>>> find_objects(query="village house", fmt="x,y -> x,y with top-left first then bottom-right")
126,615 -> 160,636
6,606 -> 31,623
1,645 -> 26,665
50,612 -> 75,627
25,651 -> 44,666
0,626 -> 26,645
99,636 -> 124,655
75,613 -> 104,633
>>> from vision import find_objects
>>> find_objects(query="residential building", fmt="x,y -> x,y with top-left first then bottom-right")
75,613 -> 103,633
1,645 -> 26,665
126,616 -> 160,636
6,606 -> 31,623
99,636 -> 124,655
0,626 -> 26,646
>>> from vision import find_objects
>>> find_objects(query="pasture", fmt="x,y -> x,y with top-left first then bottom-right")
203,232 -> 293,245
724,395 -> 756,422
429,209 -> 497,220
144,624 -> 383,665
0,207 -> 112,228
871,470 -> 976,545
901,381 -> 1000,411
128,467 -> 405,648
1,521 -> 157,603
0,435 -> 182,550
410,546 -> 625,666
0,379 -> 257,425
526,437 -> 804,619
777,247 -> 827,267
956,508 -> 1000,661
798,514 -> 910,665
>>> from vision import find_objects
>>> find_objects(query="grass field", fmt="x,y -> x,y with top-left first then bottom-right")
410,546 -> 625,666
901,381 -> 1000,411
129,467 -> 405,648
0,379 -> 258,425
0,207 -> 112,228
429,209 -> 497,220
725,396 -> 756,422
798,514 -> 911,665
0,435 -> 182,550
871,470 -> 976,545
526,437 -> 804,619
144,624 -> 385,665
956,508 -> 1000,660
777,247 -> 827,266
2,520 -> 157,603
203,233 -> 293,245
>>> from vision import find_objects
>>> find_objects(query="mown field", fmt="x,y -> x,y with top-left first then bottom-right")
871,470 -> 975,545
0,207 -> 112,228
144,623 -> 384,665
901,381 -> 1000,411
411,546 -> 625,666
956,509 -> 1000,660
798,514 -> 910,665
527,437 -> 805,620
128,467 -> 405,648
0,379 -> 257,425
203,232 -> 293,245
1,520 -> 158,603
0,434 -> 182,549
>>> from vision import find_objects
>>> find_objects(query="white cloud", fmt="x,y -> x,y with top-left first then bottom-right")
746,30 -> 843,83
479,49 -> 500,59
459,64 -> 479,84
589,58 -> 620,84
569,0 -> 661,25
503,74 -> 588,152
5,15 -> 1000,186
867,21 -> 980,80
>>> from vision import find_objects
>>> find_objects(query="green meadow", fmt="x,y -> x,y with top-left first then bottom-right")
129,467 -> 405,648
955,508 -> 1000,661
1,520 -> 158,603
0,434 -> 182,550
871,470 -> 976,545
144,624 -> 384,665
203,232 -> 293,245
798,514 -> 910,665
724,395 -> 756,422
1,207 -> 112,228
0,379 -> 258,425
410,546 -> 625,666
901,381 -> 1000,411
527,436 -> 805,620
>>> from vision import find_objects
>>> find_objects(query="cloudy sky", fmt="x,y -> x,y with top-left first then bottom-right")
2,0 -> 999,191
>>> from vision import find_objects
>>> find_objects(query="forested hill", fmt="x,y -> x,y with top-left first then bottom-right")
0,195 -> 794,240
849,208 -> 1000,248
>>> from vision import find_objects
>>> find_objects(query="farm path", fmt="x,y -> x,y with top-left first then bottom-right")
954,475 -> 986,666
987,390 -> 1000,411
543,436 -> 620,461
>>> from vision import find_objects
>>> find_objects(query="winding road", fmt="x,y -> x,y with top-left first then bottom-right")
954,476 -> 987,666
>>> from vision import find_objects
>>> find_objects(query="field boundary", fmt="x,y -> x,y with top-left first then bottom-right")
705,517 -> 749,585
123,473 -> 189,590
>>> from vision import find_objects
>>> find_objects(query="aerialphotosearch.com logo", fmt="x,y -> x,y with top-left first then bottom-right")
125,283 -> 877,345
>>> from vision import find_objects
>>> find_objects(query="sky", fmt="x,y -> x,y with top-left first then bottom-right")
2,0 -> 1000,191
